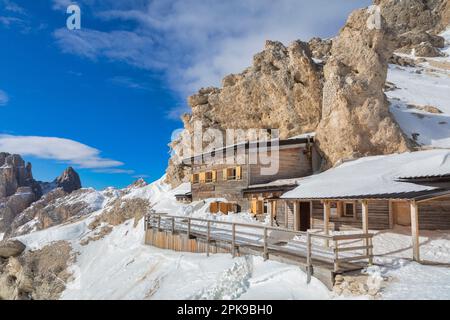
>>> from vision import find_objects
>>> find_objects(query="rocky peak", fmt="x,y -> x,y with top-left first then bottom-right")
55,167 -> 81,194
0,153 -> 41,199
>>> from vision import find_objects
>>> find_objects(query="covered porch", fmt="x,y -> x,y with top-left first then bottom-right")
277,190 -> 450,262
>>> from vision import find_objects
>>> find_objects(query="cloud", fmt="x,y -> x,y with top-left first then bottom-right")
2,0 -> 26,14
165,105 -> 190,121
53,0 -> 369,101
0,89 -> 9,106
0,134 -> 125,170
94,168 -> 135,174
108,76 -> 150,91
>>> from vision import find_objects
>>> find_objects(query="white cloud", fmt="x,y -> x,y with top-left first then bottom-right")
2,0 -> 26,14
0,134 -> 125,170
108,76 -> 150,90
53,0 -> 370,117
0,90 -> 9,106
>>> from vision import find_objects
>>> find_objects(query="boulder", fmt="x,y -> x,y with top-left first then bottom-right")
0,240 -> 26,258
316,7 -> 411,167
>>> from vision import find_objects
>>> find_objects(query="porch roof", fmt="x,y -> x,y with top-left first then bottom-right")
281,149 -> 450,201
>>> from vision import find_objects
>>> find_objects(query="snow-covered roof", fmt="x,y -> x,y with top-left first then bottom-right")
245,177 -> 304,190
281,149 -> 450,200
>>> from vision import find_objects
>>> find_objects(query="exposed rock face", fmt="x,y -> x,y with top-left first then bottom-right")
6,188 -> 98,238
376,0 -> 448,56
167,40 -> 324,187
0,154 -> 42,234
55,167 -> 82,193
0,241 -> 73,300
308,37 -> 333,61
0,240 -> 26,258
316,7 -> 411,166
0,153 -> 41,199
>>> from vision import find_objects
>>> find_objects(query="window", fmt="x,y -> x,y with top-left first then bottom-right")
205,171 -> 213,183
344,202 -> 355,217
222,166 -> 242,181
192,173 -> 199,184
227,167 -> 236,180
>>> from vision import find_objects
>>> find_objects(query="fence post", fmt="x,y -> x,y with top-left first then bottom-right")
263,227 -> 269,261
232,223 -> 236,258
333,239 -> 339,272
207,221 -> 211,257
157,215 -> 161,230
368,236 -> 373,265
306,232 -> 312,284
187,218 -> 191,238
144,214 -> 148,231
171,217 -> 175,233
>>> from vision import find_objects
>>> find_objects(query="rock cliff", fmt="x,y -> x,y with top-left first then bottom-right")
165,0 -> 449,186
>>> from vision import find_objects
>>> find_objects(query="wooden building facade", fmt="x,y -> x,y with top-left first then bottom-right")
182,136 -> 319,213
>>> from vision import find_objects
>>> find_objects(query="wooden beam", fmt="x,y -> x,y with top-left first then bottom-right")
361,200 -> 369,234
293,201 -> 299,231
285,201 -> 289,229
323,201 -> 330,247
388,200 -> 394,229
410,200 -> 420,262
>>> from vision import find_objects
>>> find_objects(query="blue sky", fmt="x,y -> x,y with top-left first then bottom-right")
0,0 -> 370,189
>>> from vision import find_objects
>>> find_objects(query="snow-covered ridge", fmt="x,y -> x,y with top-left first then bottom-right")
388,27 -> 450,148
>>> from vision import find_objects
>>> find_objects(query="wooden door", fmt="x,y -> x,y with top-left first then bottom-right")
392,201 -> 411,226
299,202 -> 311,231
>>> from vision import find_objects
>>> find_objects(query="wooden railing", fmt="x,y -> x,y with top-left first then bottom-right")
144,212 -> 374,282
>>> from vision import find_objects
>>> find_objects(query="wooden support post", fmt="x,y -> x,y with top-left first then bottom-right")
285,201 -> 289,228
232,223 -> 236,258
337,201 -> 343,218
368,237 -> 373,265
410,200 -> 420,262
362,200 -> 369,257
334,239 -> 339,272
388,200 -> 394,229
157,215 -> 161,230
306,232 -> 312,284
263,227 -> 268,261
323,201 -> 330,247
267,201 -> 272,227
144,215 -> 148,231
206,221 -> 211,257
293,201 -> 299,231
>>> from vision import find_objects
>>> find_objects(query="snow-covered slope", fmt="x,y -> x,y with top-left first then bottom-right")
388,28 -> 450,148
12,175 -> 450,300
15,178 -> 332,300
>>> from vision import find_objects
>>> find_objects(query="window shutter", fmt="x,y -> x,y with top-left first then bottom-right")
257,201 -> 263,215
236,166 -> 242,180
190,174 -> 194,183
199,172 -> 205,183
212,170 -> 217,182
223,168 -> 228,181
251,199 -> 257,215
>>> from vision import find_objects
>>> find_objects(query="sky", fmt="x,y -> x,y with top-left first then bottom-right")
0,0 -> 371,189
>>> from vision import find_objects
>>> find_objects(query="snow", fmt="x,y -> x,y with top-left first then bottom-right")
282,149 -> 450,199
10,174 -> 450,300
388,27 -> 450,148
58,219 -> 331,300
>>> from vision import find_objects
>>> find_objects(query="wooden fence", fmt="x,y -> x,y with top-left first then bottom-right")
144,213 -> 374,283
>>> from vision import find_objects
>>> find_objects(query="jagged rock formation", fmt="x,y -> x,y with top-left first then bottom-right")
0,153 -> 41,199
167,40 -> 324,187
6,188 -> 99,238
0,154 -> 42,234
315,7 -> 412,166
376,0 -> 448,57
55,167 -> 82,193
40,166 -> 82,194
165,0 -> 450,185
0,241 -> 73,300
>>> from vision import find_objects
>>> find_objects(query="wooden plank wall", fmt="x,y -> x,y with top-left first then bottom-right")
310,200 -> 389,230
191,154 -> 250,211
145,229 -> 231,254
419,195 -> 450,230
249,147 -> 312,185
